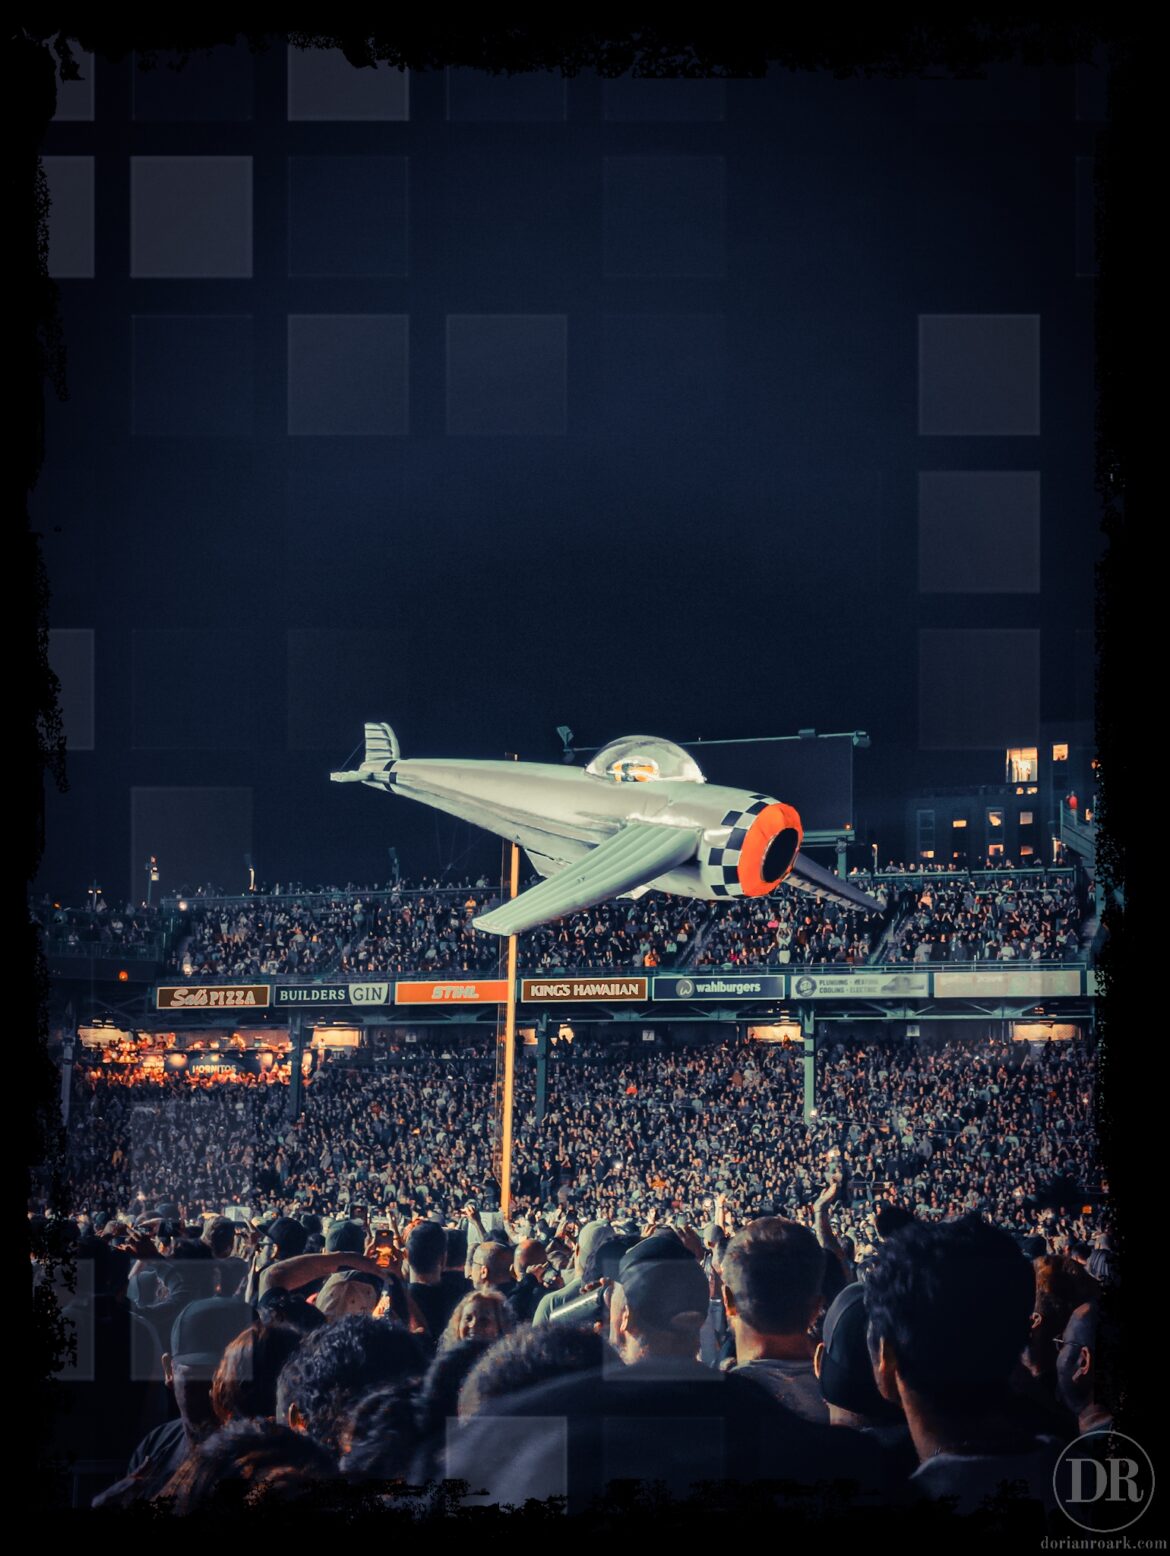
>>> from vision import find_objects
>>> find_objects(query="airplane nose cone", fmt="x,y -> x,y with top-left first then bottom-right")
761,827 -> 801,884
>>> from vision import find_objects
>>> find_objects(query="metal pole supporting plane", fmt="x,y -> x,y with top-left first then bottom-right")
500,836 -> 521,1219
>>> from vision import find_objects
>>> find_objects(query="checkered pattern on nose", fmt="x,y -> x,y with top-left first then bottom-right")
704,795 -> 772,896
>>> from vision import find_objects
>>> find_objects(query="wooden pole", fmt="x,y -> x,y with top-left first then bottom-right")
500,837 -> 520,1219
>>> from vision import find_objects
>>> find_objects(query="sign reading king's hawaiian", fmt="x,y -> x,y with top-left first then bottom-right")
157,985 -> 271,1009
521,977 -> 648,1003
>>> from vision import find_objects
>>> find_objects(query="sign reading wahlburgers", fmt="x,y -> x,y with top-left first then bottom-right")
521,977 -> 648,1002
273,983 -> 390,1006
156,985 -> 271,1009
654,974 -> 787,1001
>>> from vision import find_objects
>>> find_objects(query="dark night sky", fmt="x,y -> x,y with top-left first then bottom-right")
31,41 -> 1106,900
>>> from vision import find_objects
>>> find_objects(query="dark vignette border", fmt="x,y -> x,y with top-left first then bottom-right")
13,21 -> 1140,1538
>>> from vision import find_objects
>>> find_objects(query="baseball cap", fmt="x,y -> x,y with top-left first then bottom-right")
818,1284 -> 899,1421
168,1297 -> 252,1374
576,1220 -> 615,1264
616,1234 -> 708,1331
261,1216 -> 308,1258
324,1220 -> 366,1255
316,1270 -> 381,1321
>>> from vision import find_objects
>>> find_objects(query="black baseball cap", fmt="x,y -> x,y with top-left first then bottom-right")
616,1235 -> 709,1331
260,1216 -> 308,1257
819,1284 -> 900,1422
168,1297 -> 252,1374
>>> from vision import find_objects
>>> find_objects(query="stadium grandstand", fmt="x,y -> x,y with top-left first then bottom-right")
23,25 -> 1133,1532
35,848 -> 1109,1516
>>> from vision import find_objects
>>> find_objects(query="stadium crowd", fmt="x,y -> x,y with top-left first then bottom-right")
168,885 -> 889,979
693,893 -> 885,968
42,1028 -> 1115,1519
36,898 -> 162,954
35,865 -> 1087,981
889,874 -> 1084,964
64,1034 -> 1100,1242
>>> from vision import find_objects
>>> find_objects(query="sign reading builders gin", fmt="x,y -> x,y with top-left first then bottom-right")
521,977 -> 648,1003
273,983 -> 390,1007
156,985 -> 271,1009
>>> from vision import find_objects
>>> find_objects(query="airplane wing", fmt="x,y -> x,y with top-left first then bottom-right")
473,824 -> 702,937
786,852 -> 886,916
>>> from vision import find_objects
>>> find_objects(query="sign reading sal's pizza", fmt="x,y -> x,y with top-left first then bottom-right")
156,985 -> 271,1009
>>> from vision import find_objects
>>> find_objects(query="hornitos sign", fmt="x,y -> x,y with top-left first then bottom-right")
156,985 -> 271,1009
654,974 -> 787,1001
933,969 -> 1082,999
521,977 -> 648,1003
273,983 -> 391,1007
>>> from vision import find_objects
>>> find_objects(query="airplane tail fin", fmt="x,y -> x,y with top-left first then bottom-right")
330,722 -> 400,785
362,721 -> 400,768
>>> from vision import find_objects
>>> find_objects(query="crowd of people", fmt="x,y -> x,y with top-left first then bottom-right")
889,874 -> 1084,964
692,892 -> 885,968
39,1020 -> 1119,1519
63,1034 -> 1100,1248
35,897 -> 163,956
40,1028 -> 1117,1521
34,864 -> 1088,981
171,889 -> 723,980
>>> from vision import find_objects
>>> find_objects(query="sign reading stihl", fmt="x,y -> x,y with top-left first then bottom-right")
521,977 -> 648,1003
395,980 -> 509,1005
156,985 -> 271,1009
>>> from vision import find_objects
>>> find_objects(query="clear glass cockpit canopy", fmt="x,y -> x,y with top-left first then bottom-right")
585,735 -> 706,785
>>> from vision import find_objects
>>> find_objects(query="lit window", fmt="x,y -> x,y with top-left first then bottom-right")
1006,747 -> 1038,783
1052,743 -> 1068,762
952,818 -> 968,829
920,849 -> 935,860
988,842 -> 1004,857
1020,845 -> 1034,856
1020,811 -> 1034,825
1026,785 -> 1038,795
987,809 -> 1004,829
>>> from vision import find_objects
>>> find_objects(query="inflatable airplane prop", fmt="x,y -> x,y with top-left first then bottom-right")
331,724 -> 883,937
